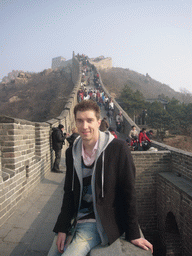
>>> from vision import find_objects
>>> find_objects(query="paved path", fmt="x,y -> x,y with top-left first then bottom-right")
0,164 -> 66,256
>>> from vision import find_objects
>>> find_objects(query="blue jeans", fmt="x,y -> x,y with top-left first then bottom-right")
47,222 -> 101,256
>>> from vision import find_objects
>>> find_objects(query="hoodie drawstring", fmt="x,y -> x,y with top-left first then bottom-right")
102,151 -> 105,198
72,166 -> 75,191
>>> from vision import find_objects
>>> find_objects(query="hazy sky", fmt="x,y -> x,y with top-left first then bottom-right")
1,0 -> 191,93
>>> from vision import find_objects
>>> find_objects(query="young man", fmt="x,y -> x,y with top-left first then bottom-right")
48,100 -> 153,256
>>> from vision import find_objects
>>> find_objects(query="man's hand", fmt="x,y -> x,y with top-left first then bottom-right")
56,232 -> 67,253
131,238 -> 153,253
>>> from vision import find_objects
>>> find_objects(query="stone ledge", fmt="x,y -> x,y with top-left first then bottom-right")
132,150 -> 170,155
90,238 -> 152,256
2,168 -> 15,181
152,141 -> 192,156
158,172 -> 192,200
0,115 -> 34,125
2,171 -> 9,181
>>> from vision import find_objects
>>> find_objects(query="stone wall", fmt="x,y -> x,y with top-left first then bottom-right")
89,57 -> 112,70
96,65 -> 192,254
0,52 -> 82,226
132,151 -> 171,239
151,140 -> 192,181
0,118 -> 51,225
157,172 -> 192,256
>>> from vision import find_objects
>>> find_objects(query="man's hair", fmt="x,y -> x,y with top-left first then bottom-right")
131,125 -> 136,129
74,100 -> 100,120
58,124 -> 64,129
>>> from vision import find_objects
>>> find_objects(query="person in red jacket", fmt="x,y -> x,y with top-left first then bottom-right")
139,128 -> 151,151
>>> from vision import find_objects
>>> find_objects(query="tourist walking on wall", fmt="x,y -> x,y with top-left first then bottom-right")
107,108 -> 113,125
51,124 -> 67,173
48,100 -> 153,256
99,117 -> 109,132
108,98 -> 114,112
116,111 -> 123,133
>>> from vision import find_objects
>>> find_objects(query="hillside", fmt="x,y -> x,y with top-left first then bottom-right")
1,57 -> 191,123
99,67 -> 192,103
0,67 -> 73,122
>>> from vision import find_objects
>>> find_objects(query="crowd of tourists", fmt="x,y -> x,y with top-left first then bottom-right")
127,125 -> 155,151
76,54 -> 155,152
77,82 -> 114,113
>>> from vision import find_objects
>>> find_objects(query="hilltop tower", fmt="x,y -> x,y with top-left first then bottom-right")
51,56 -> 66,69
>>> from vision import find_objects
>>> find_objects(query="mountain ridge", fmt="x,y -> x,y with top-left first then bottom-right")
99,67 -> 192,103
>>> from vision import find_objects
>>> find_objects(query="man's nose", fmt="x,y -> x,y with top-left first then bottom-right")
83,121 -> 88,129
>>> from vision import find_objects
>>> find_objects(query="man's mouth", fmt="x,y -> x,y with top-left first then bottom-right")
82,131 -> 90,135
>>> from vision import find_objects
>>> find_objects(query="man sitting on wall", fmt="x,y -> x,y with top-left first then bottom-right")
48,100 -> 153,255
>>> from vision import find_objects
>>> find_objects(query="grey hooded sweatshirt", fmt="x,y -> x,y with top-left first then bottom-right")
72,131 -> 115,245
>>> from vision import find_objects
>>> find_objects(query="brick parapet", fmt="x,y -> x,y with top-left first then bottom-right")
131,151 -> 171,237
0,148 -> 2,179
0,52 -> 82,226
151,140 -> 192,181
157,172 -> 192,255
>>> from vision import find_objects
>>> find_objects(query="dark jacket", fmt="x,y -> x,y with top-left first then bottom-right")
52,128 -> 66,151
99,119 -> 109,132
66,133 -> 79,147
53,132 -> 140,245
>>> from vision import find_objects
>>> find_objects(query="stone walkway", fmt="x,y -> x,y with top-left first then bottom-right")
0,167 -> 66,255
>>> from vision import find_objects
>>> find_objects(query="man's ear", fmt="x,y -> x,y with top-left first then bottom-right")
98,119 -> 101,126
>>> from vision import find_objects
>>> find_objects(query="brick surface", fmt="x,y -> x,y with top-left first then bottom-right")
0,168 -> 65,255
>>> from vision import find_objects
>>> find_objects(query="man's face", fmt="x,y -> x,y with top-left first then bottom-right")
75,110 -> 101,143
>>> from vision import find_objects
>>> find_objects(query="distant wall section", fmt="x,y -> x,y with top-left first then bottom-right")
89,57 -> 112,70
52,56 -> 66,69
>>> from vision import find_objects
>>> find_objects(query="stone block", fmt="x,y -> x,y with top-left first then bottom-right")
90,238 -> 152,256
2,172 -> 9,182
